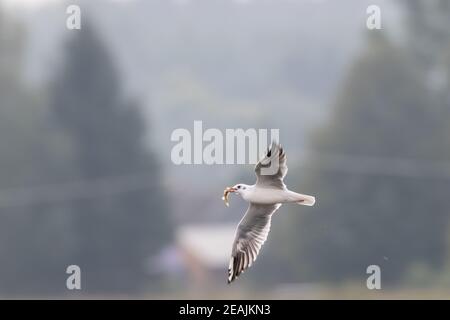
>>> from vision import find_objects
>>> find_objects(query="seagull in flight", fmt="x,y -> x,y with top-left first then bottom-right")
224,143 -> 315,283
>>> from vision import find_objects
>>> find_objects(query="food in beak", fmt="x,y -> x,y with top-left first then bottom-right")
222,187 -> 235,207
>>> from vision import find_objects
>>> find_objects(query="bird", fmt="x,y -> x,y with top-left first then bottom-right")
224,142 -> 315,283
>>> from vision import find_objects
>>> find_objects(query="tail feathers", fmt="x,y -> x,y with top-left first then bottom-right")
294,193 -> 316,206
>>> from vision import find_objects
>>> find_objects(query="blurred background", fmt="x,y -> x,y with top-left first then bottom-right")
1,0 -> 450,299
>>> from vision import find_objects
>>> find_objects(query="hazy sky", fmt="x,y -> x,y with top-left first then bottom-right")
1,0 -> 330,9
1,0 -> 59,8
1,0 -> 133,8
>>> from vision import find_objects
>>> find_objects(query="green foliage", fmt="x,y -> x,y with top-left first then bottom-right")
0,11 -> 171,295
0,11 -> 75,295
50,22 -> 172,294
276,33 -> 450,285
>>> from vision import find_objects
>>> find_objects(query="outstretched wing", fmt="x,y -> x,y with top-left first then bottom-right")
227,203 -> 281,283
254,142 -> 288,190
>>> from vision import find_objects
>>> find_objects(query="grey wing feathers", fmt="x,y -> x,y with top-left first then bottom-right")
254,142 -> 288,189
227,203 -> 281,284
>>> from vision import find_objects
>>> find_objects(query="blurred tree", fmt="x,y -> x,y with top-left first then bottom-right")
402,0 -> 450,282
403,0 -> 450,72
50,22 -> 172,293
274,32 -> 450,285
0,9 -> 75,295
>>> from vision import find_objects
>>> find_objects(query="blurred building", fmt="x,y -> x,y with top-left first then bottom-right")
151,224 -> 235,290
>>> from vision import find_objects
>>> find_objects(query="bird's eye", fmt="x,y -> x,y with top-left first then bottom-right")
237,185 -> 241,189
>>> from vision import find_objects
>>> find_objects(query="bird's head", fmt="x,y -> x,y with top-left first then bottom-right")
222,184 -> 252,207
231,184 -> 251,196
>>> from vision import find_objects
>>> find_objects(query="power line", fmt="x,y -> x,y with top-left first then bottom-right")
301,151 -> 450,179
0,173 -> 157,208
0,152 -> 450,208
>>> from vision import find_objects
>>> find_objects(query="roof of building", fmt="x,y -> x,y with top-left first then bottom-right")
176,224 -> 236,268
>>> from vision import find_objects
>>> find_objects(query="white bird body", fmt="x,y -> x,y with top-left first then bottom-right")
225,143 -> 316,283
239,184 -> 315,206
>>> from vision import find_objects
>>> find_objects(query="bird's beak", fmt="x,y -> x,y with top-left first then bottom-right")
228,187 -> 237,193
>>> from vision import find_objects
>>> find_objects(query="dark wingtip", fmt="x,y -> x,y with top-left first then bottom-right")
227,273 -> 235,284
227,267 -> 234,284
